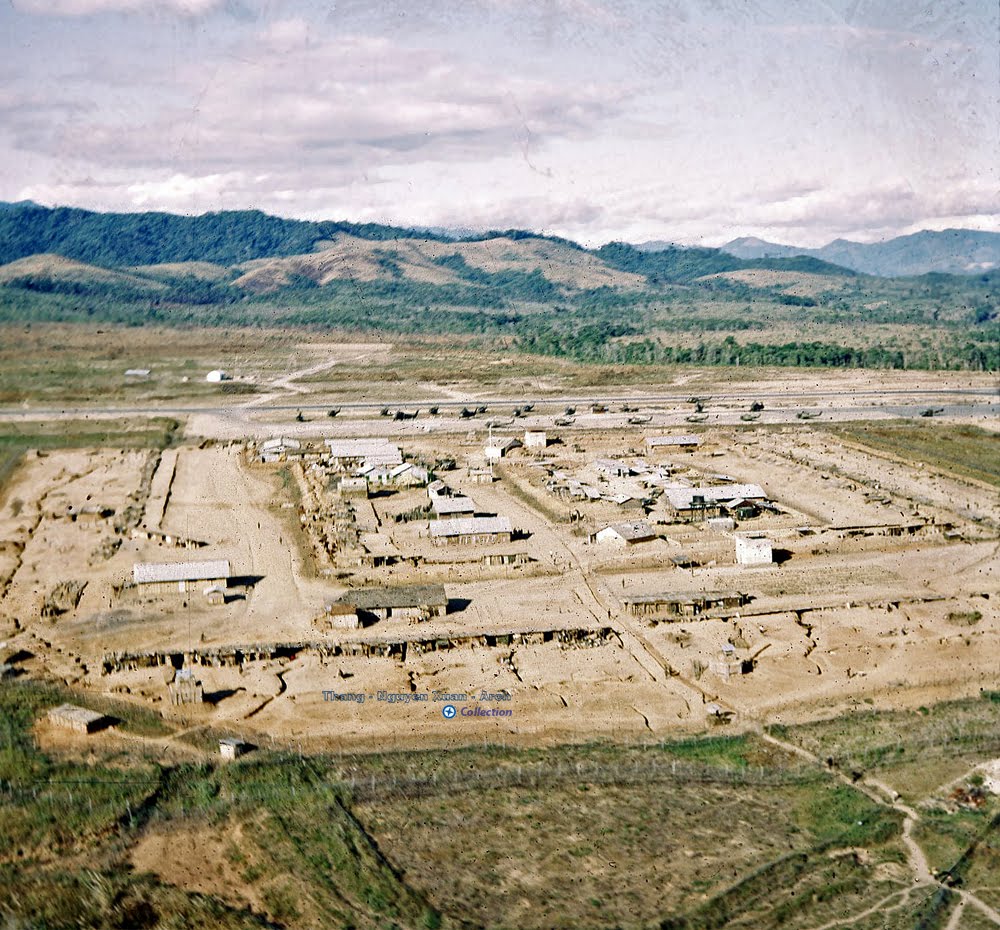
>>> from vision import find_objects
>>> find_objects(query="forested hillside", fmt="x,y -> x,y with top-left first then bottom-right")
0,203 -> 996,372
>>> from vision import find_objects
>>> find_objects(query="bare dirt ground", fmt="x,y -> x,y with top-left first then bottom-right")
0,370 -> 997,757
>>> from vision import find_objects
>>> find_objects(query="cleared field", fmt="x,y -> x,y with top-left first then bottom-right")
830,422 -> 1000,488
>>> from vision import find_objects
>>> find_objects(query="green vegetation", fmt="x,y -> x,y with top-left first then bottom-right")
0,204 -> 455,267
768,692 -> 1000,801
1,204 -> 997,374
3,677 -> 1000,928
0,417 -> 178,498
829,422 -> 1000,487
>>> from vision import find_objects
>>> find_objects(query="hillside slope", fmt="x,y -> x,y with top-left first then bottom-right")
721,229 -> 1000,276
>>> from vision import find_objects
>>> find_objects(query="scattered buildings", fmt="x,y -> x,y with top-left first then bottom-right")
334,584 -> 448,624
664,484 -> 769,521
430,516 -> 513,546
358,462 -> 430,488
735,533 -> 773,566
47,704 -> 109,734
132,560 -> 231,594
595,459 -> 632,478
260,437 -> 301,462
595,521 -> 657,546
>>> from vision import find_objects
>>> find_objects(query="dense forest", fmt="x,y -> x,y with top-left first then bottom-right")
0,203 -> 997,372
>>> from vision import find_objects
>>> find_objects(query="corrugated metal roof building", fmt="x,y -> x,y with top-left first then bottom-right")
430,516 -> 513,546
132,559 -> 231,593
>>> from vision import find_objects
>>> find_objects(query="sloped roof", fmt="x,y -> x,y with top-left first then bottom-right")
430,517 -> 512,538
432,496 -> 475,515
336,584 -> 447,610
599,520 -> 655,542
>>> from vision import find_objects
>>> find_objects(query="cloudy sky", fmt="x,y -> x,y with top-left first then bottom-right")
1,0 -> 997,246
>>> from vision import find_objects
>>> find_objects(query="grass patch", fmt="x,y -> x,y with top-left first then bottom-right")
828,421 -> 1000,487
947,609 -> 983,626
769,694 -> 1000,801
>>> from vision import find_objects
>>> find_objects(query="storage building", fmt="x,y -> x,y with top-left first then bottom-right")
324,438 -> 402,469
219,737 -> 251,760
646,435 -> 700,452
334,584 -> 448,624
622,591 -> 748,620
664,484 -> 768,521
132,559 -> 231,594
430,516 -> 513,546
484,438 -> 521,460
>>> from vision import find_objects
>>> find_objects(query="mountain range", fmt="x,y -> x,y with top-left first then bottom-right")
0,201 -> 996,284
716,229 -> 1000,277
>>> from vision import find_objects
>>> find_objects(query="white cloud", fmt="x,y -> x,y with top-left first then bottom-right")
13,0 -> 221,16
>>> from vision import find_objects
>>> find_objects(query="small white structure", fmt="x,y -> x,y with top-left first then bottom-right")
981,759 -> 1000,795
338,476 -> 369,498
124,368 -> 150,379
427,479 -> 450,499
388,463 -> 429,487
219,737 -> 250,760
595,521 -> 656,546
735,533 -> 773,566
707,516 -> 736,532
205,369 -> 229,383
524,430 -> 547,449
469,466 -> 495,485
320,602 -> 361,630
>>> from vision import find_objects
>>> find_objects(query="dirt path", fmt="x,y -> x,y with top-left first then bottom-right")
240,343 -> 392,408
759,729 -> 1000,926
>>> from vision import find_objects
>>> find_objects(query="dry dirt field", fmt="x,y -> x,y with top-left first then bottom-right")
1,375 -> 997,757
